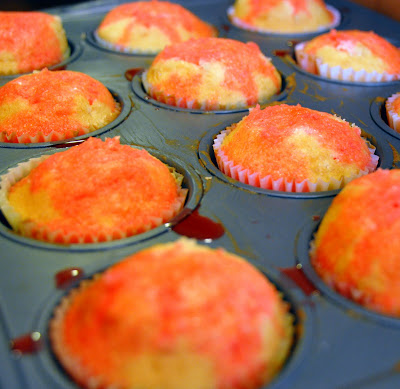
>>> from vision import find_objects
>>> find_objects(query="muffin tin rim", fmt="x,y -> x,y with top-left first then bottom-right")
0,86 -> 131,149
197,113 -> 392,199
295,215 -> 400,328
0,145 -> 203,252
0,38 -> 84,82
31,252 -> 316,389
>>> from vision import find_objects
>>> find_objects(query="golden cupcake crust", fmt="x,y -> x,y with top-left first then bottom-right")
0,11 -> 69,75
215,104 -> 377,187
144,37 -> 281,110
2,137 -> 187,243
302,29 -> 400,74
97,1 -> 216,52
311,169 -> 400,317
232,0 -> 333,32
50,239 -> 293,389
0,69 -> 120,143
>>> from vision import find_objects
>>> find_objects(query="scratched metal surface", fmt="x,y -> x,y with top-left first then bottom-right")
0,1 -> 400,388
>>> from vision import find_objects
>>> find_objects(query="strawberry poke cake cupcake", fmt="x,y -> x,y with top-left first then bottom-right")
0,11 -> 69,76
96,1 -> 216,54
228,0 -> 338,34
310,169 -> 400,317
295,29 -> 400,82
213,104 -> 378,192
385,92 -> 400,132
0,137 -> 187,244
50,238 -> 294,389
143,37 -> 281,110
0,69 -> 120,143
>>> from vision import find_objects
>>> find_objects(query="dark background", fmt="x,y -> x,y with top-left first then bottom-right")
2,0 -> 86,11
2,0 -> 400,21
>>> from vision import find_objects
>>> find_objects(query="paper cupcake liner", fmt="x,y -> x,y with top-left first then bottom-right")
295,42 -> 400,82
50,276 -> 109,388
0,154 -> 187,244
0,127 -> 94,144
385,93 -> 400,132
227,5 -> 341,35
213,128 -> 379,193
142,71 -> 250,111
94,30 -> 160,55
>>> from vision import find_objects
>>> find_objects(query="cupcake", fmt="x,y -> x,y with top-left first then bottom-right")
0,137 -> 187,244
213,104 -> 379,192
50,238 -> 293,389
385,92 -> 400,132
0,11 -> 69,76
295,29 -> 400,82
228,0 -> 337,34
96,1 -> 216,54
0,69 -> 120,143
143,37 -> 281,110
310,169 -> 400,317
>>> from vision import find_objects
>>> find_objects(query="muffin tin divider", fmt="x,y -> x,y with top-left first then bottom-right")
1,0 -> 400,388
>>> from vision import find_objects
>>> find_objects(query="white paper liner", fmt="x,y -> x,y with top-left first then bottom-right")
142,70 -> 252,111
385,93 -> 400,132
213,128 -> 379,193
227,5 -> 341,35
94,30 -> 161,55
50,276 -> 108,389
295,41 -> 400,82
0,153 -> 187,244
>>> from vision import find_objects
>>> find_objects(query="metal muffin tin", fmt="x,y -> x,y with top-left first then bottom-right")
1,0 -> 400,388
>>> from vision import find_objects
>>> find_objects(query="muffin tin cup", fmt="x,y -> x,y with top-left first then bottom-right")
133,73 -> 289,114
198,116 -> 392,199
0,87 -> 131,149
0,39 -> 83,84
226,5 -> 341,36
31,258 -> 315,389
295,216 -> 400,328
0,146 -> 203,251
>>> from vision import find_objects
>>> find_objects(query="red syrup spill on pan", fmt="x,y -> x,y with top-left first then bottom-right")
280,266 -> 318,296
55,267 -> 84,289
273,49 -> 291,57
10,332 -> 42,355
172,209 -> 225,240
125,68 -> 144,82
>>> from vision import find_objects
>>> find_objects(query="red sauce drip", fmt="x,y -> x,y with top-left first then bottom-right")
280,267 -> 317,296
312,215 -> 321,221
125,68 -> 144,82
172,209 -> 224,240
222,24 -> 230,32
10,332 -> 42,354
55,267 -> 84,289
273,50 -> 291,57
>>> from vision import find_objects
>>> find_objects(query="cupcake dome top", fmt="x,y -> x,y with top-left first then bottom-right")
2,137 -> 187,244
214,104 -> 378,191
143,37 -> 281,110
97,1 -> 216,52
311,169 -> 400,317
231,0 -> 333,33
301,29 -> 400,75
0,11 -> 69,75
0,69 -> 120,143
50,238 -> 293,389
